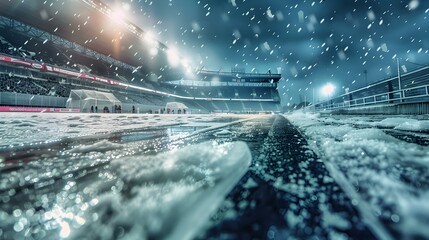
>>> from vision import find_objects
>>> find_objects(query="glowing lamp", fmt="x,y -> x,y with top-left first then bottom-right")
321,82 -> 335,97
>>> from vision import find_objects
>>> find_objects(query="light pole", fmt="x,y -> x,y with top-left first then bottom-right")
364,69 -> 368,86
396,57 -> 403,102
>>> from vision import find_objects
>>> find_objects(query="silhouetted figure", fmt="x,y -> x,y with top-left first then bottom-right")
95,106 -> 98,113
90,106 -> 94,113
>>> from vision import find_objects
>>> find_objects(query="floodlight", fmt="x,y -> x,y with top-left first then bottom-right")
321,83 -> 335,97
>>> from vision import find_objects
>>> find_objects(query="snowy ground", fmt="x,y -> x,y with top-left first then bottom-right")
0,113 -> 251,148
0,113 -> 255,239
1,112 -> 429,239
285,111 -> 429,239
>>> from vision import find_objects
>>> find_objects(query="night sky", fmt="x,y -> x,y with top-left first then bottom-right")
104,0 -> 429,105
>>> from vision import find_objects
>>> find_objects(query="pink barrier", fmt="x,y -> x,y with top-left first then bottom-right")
0,106 -> 80,113
0,54 -> 121,86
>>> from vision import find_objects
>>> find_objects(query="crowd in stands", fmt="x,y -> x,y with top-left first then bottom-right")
0,29 -> 139,82
0,74 -> 71,97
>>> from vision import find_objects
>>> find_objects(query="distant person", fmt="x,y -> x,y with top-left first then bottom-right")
118,105 -> 122,113
90,106 -> 94,113
95,106 -> 98,113
132,105 -> 135,113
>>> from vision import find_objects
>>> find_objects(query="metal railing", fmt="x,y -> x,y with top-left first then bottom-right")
305,64 -> 429,112
310,84 -> 429,112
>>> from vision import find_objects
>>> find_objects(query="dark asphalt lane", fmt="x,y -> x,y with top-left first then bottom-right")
200,115 -> 376,240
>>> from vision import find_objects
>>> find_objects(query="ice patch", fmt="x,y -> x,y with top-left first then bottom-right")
72,141 -> 251,240
242,177 -> 258,189
306,125 -> 354,141
286,111 -> 429,239
0,113 -> 207,147
320,205 -> 351,230
213,129 -> 233,137
285,111 -> 320,127
375,118 -> 418,128
343,129 -> 399,142
395,120 -> 429,132
67,140 -> 123,154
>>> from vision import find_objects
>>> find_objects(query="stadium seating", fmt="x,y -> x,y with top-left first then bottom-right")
1,28 -> 281,113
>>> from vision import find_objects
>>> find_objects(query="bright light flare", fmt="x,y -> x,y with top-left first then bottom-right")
144,31 -> 154,43
110,3 -> 129,24
321,82 -> 335,96
142,31 -> 159,56
181,58 -> 190,68
149,48 -> 159,56
167,48 -> 180,67
111,9 -> 125,23
182,59 -> 193,75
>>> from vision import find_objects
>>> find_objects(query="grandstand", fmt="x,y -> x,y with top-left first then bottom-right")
162,69 -> 281,113
0,1 -> 281,113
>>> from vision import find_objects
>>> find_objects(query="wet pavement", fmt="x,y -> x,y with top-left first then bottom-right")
0,114 -> 385,239
200,115 -> 376,239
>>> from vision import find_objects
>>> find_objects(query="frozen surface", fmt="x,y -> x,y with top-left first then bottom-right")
72,141 -> 251,240
4,111 -> 429,239
0,113 -> 253,240
286,111 -> 429,239
0,113 -> 247,148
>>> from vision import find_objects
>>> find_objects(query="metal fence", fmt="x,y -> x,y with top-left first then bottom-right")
310,65 -> 429,112
0,92 -> 68,108
315,85 -> 429,111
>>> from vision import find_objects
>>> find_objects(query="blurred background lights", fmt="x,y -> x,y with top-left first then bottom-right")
321,82 -> 335,97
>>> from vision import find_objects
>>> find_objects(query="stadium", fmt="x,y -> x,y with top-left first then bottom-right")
1,1 -> 429,240
0,0 -> 281,114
